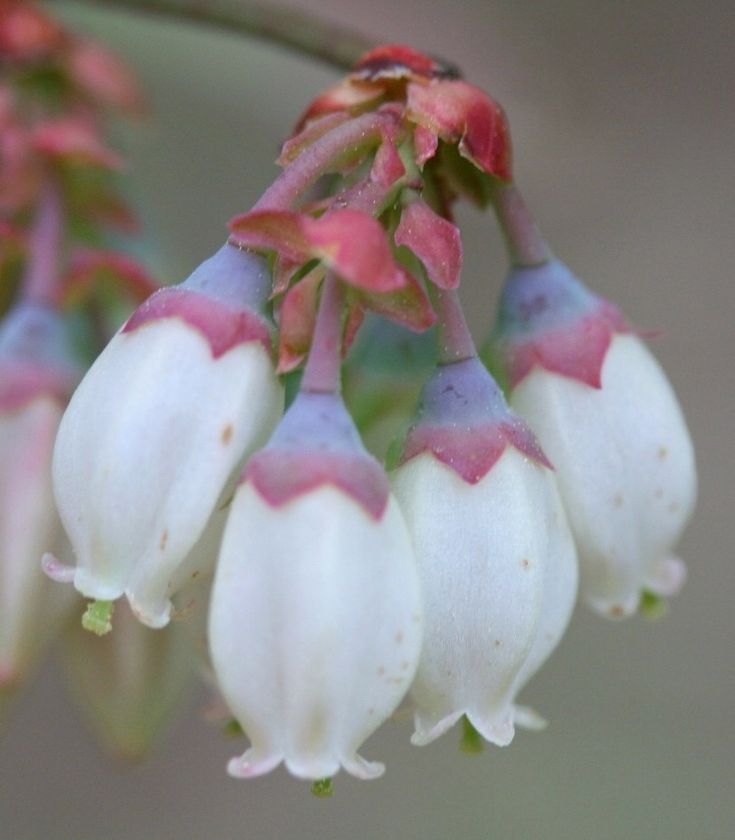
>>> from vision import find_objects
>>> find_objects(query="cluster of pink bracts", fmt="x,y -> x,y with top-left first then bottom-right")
1,31 -> 696,784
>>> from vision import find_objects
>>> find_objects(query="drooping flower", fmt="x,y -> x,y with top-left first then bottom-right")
391,355 -> 577,746
0,302 -> 80,695
486,258 -> 696,618
50,244 -> 284,627
60,598 -> 196,761
209,390 -> 422,780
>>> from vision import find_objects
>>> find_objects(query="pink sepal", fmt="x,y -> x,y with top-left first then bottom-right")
502,301 -> 629,389
403,417 -> 551,484
123,288 -> 271,358
406,80 -> 512,180
394,200 -> 462,289
245,449 -> 389,520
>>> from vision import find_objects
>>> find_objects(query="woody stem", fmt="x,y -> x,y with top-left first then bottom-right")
54,0 -> 376,71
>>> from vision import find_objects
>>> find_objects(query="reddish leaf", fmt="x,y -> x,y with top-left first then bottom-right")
303,210 -> 405,293
277,268 -> 324,373
414,124 -> 439,168
0,3 -> 66,61
353,45 -> 442,81
358,269 -> 436,333
394,200 -> 462,290
370,121 -> 405,186
33,118 -> 123,170
66,40 -> 144,115
294,79 -> 384,132
63,249 -> 158,306
272,255 -> 303,296
230,209 -> 406,295
406,80 -> 512,180
342,302 -> 366,355
229,210 -> 313,263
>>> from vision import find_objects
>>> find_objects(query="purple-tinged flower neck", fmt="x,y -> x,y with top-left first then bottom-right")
488,259 -> 629,389
0,303 -> 81,411
244,391 -> 390,519
122,244 -> 273,357
401,356 -> 550,483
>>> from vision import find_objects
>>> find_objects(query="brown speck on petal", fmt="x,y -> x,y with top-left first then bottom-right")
221,423 -> 234,445
159,529 -> 169,551
612,494 -> 624,509
520,557 -> 531,570
395,631 -> 404,643
657,446 -> 668,460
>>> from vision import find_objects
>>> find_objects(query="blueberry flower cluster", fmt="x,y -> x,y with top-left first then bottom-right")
3,38 -> 697,782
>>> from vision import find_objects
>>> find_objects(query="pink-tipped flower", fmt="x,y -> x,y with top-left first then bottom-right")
391,356 -> 577,746
50,244 -> 284,628
487,259 -> 696,618
209,391 -> 422,781
0,302 -> 80,694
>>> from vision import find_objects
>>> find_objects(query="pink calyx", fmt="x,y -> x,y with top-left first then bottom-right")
500,300 -> 629,389
403,418 -> 551,484
399,356 -> 551,483
123,288 -> 271,358
243,391 -> 390,520
246,450 -> 389,520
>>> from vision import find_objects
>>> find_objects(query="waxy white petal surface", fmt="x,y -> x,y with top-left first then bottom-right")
53,320 -> 283,627
392,449 -> 564,747
512,334 -> 696,618
209,484 -> 422,781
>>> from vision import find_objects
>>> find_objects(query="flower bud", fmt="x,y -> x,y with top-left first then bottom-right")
60,598 -> 196,761
391,357 -> 577,745
486,259 -> 696,618
0,303 -> 80,696
50,244 -> 284,627
209,392 -> 422,780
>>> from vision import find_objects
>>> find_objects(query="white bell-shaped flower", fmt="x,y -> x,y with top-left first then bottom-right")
487,260 -> 696,618
209,391 -> 422,781
512,333 -> 695,617
0,303 -> 80,695
50,244 -> 284,627
391,357 -> 577,746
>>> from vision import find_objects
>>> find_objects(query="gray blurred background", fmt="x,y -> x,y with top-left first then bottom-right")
1,1 -> 733,838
